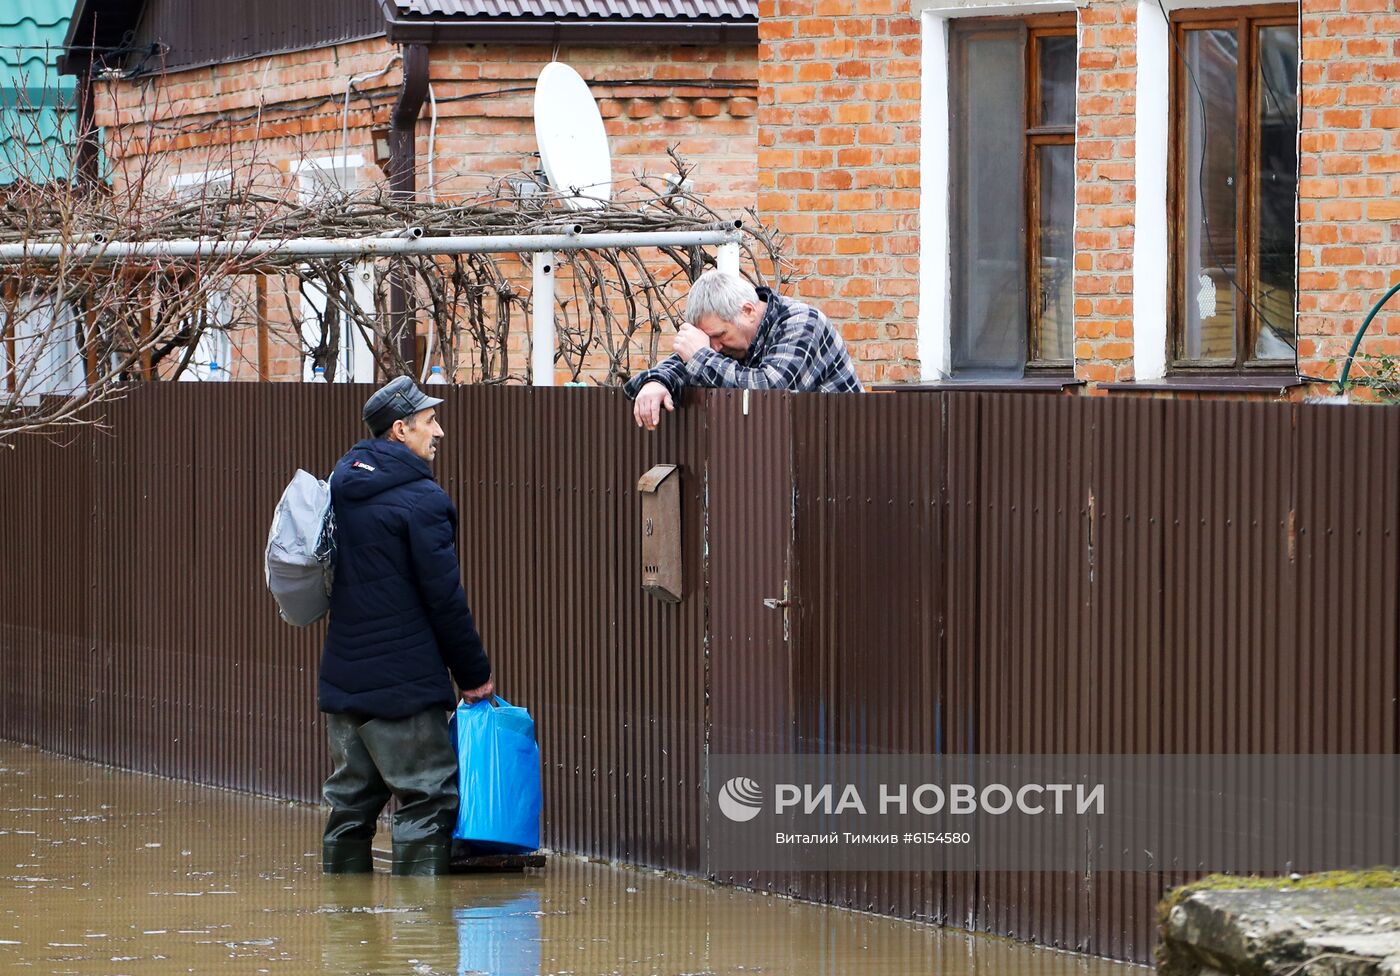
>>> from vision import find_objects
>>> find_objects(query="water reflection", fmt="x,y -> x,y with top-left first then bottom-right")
456,891 -> 543,976
0,742 -> 1139,974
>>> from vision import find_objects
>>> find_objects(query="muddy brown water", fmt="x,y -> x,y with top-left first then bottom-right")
0,742 -> 1140,975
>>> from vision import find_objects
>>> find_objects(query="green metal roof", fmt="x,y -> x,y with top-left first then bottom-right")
1,1 -> 77,186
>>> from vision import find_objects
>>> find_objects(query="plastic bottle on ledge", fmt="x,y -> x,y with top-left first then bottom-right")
426,365 -> 448,385
310,366 -> 327,383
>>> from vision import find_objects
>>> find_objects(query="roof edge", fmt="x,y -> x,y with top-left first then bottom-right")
383,15 -> 758,47
57,0 -> 109,75
119,31 -> 388,81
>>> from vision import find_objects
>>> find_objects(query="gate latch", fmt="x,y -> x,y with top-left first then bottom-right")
762,581 -> 792,642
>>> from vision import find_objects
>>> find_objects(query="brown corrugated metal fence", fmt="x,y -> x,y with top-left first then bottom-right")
1,384 -> 1397,963
127,0 -> 386,73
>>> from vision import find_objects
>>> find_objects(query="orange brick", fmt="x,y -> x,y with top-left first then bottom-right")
1339,224 -> 1385,244
1344,269 -> 1386,289
775,85 -> 817,105
1367,200 -> 1400,221
1298,177 -> 1340,198
1320,201 -> 1363,221
658,98 -> 689,118
1343,38 -> 1387,58
836,191 -> 879,210
758,147 -> 794,168
1341,177 -> 1387,196
1078,363 -> 1119,383
857,125 -> 897,145
1344,85 -> 1384,106
1319,246 -> 1366,266
729,97 -> 757,118
1342,131 -> 1383,151
1320,154 -> 1363,175
836,103 -> 873,124
1321,108 -> 1364,127
1078,140 -> 1114,160
1079,6 -> 1119,26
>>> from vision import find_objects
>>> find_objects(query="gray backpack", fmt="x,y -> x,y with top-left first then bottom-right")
265,469 -> 336,626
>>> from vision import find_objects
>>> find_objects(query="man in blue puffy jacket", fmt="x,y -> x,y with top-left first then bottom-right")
319,375 -> 494,876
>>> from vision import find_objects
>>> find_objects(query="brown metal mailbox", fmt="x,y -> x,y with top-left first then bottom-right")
638,463 -> 682,603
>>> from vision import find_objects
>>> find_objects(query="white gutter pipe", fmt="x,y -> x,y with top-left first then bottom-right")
0,225 -> 741,263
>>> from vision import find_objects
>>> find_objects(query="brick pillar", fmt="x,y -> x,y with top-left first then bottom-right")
1073,0 -> 1139,384
757,0 -> 923,384
1296,0 -> 1400,381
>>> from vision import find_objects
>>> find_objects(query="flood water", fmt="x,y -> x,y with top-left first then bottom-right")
0,742 -> 1140,975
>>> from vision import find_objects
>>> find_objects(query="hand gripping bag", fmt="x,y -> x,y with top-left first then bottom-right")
451,697 -> 542,854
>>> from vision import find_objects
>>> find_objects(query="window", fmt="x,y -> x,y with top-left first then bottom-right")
1170,5 -> 1298,370
294,156 -> 376,383
3,291 -> 84,405
170,170 -> 235,381
949,15 -> 1076,374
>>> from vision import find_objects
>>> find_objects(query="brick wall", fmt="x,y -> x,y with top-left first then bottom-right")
95,39 -> 400,167
756,0 -> 1397,395
429,45 -> 757,214
1296,0 -> 1400,382
756,0 -> 923,385
83,1 -> 1400,394
91,37 -> 758,385
427,44 -> 759,385
1074,0 -> 1139,385
94,39 -> 401,383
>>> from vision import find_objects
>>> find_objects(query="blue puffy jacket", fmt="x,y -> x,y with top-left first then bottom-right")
318,437 -> 491,719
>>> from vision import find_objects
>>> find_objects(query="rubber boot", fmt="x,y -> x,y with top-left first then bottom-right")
322,839 -> 375,874
390,840 -> 452,876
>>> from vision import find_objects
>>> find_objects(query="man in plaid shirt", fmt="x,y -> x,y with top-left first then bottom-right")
624,270 -> 863,429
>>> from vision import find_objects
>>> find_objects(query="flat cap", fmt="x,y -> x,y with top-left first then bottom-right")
362,375 -> 444,436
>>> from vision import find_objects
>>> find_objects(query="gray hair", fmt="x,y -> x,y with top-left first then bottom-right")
686,270 -> 758,325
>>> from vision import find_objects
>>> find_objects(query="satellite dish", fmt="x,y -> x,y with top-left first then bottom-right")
534,62 -> 612,209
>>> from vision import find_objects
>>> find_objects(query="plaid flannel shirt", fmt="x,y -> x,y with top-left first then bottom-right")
623,287 -> 863,401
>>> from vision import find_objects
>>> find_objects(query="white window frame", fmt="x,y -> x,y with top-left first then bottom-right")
4,292 -> 85,406
170,169 -> 235,381
293,155 -> 376,383
916,0 -> 1079,381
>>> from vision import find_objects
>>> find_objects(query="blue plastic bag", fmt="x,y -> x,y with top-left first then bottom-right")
450,696 -> 542,854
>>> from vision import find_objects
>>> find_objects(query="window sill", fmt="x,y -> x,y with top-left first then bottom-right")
1096,375 -> 1306,395
872,377 -> 1084,393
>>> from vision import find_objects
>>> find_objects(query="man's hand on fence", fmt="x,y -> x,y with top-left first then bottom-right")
633,381 -> 675,431
461,678 -> 494,704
